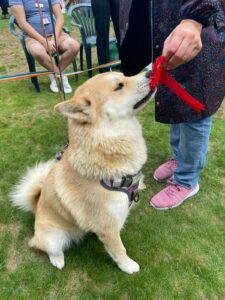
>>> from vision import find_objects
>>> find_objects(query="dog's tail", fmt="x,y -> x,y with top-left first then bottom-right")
10,160 -> 55,213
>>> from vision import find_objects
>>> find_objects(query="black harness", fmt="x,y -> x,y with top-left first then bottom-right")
56,147 -> 142,207
100,171 -> 142,207
55,143 -> 68,161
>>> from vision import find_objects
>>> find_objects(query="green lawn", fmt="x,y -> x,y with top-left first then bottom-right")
1,16 -> 225,300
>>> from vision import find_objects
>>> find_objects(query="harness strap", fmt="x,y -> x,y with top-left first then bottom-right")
55,147 -> 142,207
100,171 -> 142,207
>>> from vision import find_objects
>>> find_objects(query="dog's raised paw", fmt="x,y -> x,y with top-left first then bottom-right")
139,175 -> 146,190
118,256 -> 140,274
49,254 -> 65,269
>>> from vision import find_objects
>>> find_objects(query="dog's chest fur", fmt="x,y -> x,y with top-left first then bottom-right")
54,164 -> 131,231
106,192 -> 130,230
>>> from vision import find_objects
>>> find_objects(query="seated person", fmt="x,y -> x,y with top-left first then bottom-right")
9,0 -> 80,93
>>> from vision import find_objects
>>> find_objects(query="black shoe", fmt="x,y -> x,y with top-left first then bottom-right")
3,14 -> 9,19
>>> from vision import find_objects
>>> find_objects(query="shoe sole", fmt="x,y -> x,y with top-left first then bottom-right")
150,184 -> 200,210
50,88 -> 72,93
50,88 -> 59,93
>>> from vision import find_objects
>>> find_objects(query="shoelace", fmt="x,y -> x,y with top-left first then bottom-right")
165,158 -> 177,170
165,181 -> 181,198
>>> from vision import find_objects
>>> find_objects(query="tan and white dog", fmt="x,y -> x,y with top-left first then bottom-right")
11,71 -> 152,274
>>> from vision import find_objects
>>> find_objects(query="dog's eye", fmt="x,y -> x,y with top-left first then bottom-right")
85,99 -> 91,106
114,82 -> 124,91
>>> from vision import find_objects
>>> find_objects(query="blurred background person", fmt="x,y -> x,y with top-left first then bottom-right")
91,0 -> 120,72
0,0 -> 9,19
9,0 -> 80,93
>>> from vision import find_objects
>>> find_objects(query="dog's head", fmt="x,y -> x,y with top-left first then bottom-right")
55,72 -> 153,125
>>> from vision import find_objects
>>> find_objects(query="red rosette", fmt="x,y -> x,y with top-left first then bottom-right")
149,56 -> 165,92
149,55 -> 205,112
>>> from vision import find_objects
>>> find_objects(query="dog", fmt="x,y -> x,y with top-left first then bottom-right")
10,71 -> 152,274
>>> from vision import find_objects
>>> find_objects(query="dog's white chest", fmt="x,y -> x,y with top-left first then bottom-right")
107,192 -> 129,229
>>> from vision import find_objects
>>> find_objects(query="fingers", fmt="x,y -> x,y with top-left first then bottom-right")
49,40 -> 56,50
50,38 -> 56,49
162,32 -> 184,69
166,39 -> 200,69
162,21 -> 202,70
48,40 -> 56,55
41,39 -> 56,55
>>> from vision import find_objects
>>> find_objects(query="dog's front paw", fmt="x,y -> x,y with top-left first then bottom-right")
118,256 -> 140,274
49,254 -> 65,270
139,175 -> 146,190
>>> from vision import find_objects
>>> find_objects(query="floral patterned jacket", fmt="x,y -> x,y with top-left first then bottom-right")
120,0 -> 225,123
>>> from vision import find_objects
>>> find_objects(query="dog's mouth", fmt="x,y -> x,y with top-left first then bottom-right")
133,91 -> 153,110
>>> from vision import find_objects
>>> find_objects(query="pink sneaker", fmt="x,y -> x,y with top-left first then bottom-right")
153,158 -> 178,181
150,182 -> 199,210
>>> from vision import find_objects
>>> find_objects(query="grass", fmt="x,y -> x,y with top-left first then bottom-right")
1,15 -> 225,300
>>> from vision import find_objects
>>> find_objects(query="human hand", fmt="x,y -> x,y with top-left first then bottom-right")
48,39 -> 56,55
162,20 -> 202,70
41,38 -> 56,55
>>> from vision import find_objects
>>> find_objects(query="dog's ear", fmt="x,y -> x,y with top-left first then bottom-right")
54,98 -> 92,123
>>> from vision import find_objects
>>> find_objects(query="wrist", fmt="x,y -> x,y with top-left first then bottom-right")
40,37 -> 46,45
181,19 -> 202,32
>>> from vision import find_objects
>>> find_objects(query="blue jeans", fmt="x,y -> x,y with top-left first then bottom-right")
170,116 -> 212,189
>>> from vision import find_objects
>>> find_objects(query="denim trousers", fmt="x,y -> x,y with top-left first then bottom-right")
170,116 -> 212,189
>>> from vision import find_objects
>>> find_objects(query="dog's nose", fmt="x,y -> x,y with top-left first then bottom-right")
145,70 -> 151,78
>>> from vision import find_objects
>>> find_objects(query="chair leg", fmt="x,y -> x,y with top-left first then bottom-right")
72,59 -> 78,82
32,76 -> 41,93
85,45 -> 92,78
23,45 -> 40,92
29,58 -> 40,92
80,44 -> 84,71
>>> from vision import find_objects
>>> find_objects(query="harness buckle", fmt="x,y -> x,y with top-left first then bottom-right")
133,193 -> 140,203
100,171 -> 143,207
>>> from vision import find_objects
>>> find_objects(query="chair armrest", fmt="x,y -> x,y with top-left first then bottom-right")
9,16 -> 24,41
68,21 -> 86,45
68,15 -> 82,29
71,23 -> 83,32
63,26 -> 70,34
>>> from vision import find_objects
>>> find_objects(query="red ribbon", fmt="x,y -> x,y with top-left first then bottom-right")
150,56 -> 205,112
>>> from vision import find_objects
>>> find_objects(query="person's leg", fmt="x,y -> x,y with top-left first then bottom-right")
120,0 -> 151,76
1,0 -> 9,16
56,33 -> 79,93
26,35 -> 79,93
110,0 -> 120,44
151,116 -> 212,210
174,116 -> 212,189
57,32 -> 80,71
91,0 -> 111,72
25,37 -> 61,92
170,124 -> 180,160
25,37 -> 59,73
